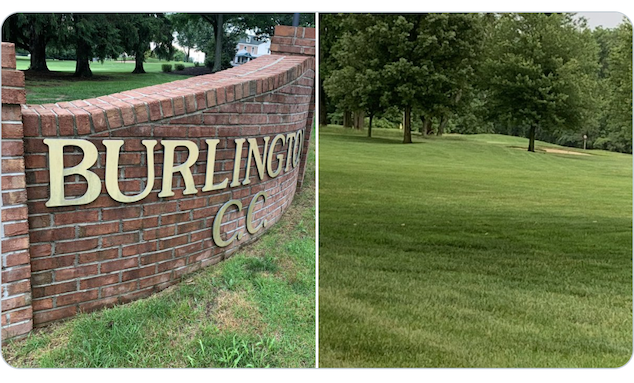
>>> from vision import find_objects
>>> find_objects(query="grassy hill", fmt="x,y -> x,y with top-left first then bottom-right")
318,125 -> 632,367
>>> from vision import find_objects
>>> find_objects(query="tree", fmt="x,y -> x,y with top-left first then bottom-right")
482,13 -> 599,152
324,15 -> 417,139
209,14 -> 224,72
323,14 -> 391,137
324,66 -> 363,129
68,14 -> 121,77
116,14 -> 174,74
170,13 -> 230,72
603,20 -> 632,153
593,26 -> 616,80
326,14 -> 485,144
374,15 -> 427,143
188,13 -> 314,72
2,13 -> 64,72
374,14 -> 484,143
359,69 -> 385,136
172,16 -> 208,62
318,14 -> 344,127
421,14 -> 485,136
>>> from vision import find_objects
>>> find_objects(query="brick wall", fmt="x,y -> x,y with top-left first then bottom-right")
270,25 -> 315,187
270,26 -> 316,57
1,26 -> 315,340
1,42 -> 33,340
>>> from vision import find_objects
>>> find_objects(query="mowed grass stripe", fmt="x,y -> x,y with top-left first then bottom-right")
318,125 -> 632,367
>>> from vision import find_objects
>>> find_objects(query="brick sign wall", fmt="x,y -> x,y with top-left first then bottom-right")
0,26 -> 315,341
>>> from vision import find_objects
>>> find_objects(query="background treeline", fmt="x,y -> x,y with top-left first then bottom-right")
320,13 -> 632,153
2,13 -> 314,77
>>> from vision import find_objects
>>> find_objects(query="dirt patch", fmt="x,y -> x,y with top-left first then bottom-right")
542,148 -> 590,156
2,321 -> 70,367
510,145 -> 591,156
213,290 -> 264,333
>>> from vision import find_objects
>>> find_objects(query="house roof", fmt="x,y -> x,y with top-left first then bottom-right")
235,49 -> 255,58
237,35 -> 268,46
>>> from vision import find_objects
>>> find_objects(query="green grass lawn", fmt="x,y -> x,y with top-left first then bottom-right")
318,125 -> 632,368
2,140 -> 315,368
16,56 -> 196,104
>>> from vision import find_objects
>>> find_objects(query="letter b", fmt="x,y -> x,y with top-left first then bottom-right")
45,139 -> 101,207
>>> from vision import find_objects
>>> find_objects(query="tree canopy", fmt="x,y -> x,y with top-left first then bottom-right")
68,14 -> 122,77
116,14 -> 174,74
320,13 -> 631,153
2,13 -> 64,72
482,13 -> 599,151
3,12 -> 314,77
602,21 -> 633,152
323,13 -> 484,143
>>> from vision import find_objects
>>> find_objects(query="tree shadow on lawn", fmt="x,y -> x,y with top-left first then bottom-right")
334,134 -> 427,146
25,70 -> 114,83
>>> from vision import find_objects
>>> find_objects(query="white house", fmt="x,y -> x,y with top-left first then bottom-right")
233,35 -> 270,65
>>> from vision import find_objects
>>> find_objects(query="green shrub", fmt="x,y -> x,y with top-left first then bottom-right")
194,62 -> 200,67
175,63 -> 185,71
327,111 -> 343,126
369,117 -> 400,130
173,51 -> 185,62
161,64 -> 173,73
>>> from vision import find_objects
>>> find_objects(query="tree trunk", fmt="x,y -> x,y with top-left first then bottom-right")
29,30 -> 49,71
368,114 -> 374,137
437,115 -> 449,136
186,47 -> 190,62
419,115 -> 425,134
343,110 -> 353,128
74,39 -> 93,78
403,107 -> 412,144
319,81 -> 328,126
423,117 -> 433,136
132,47 -> 146,74
528,126 -> 536,152
353,110 -> 364,130
213,14 -> 223,72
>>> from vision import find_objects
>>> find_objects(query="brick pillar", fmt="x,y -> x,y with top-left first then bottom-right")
1,42 -> 33,341
270,26 -> 316,188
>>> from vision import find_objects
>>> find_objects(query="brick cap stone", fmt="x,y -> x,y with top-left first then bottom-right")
2,42 -> 17,69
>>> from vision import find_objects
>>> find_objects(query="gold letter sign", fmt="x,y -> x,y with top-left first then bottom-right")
43,133 -> 302,212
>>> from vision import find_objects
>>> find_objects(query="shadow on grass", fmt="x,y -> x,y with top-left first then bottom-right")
434,135 -> 468,141
24,70 -> 114,82
334,134 -> 427,146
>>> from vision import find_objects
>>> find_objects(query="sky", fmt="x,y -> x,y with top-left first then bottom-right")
575,11 -> 629,28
